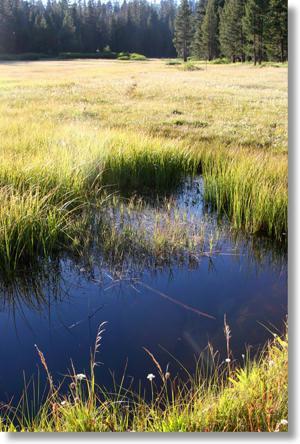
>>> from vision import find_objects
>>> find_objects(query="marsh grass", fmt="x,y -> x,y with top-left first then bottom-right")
0,60 -> 287,273
0,186 -> 84,276
0,323 -> 288,432
199,147 -> 288,239
97,192 -> 216,269
0,132 -> 197,275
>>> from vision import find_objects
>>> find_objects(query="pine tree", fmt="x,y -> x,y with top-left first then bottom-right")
266,0 -> 287,62
173,0 -> 193,62
0,0 -> 17,52
243,0 -> 269,65
0,0 -> 287,62
219,0 -> 245,62
200,0 -> 218,60
192,0 -> 207,59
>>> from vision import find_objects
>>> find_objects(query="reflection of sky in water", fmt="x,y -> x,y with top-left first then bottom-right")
0,177 -> 287,403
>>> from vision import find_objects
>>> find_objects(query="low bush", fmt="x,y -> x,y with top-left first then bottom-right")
182,61 -> 203,71
130,53 -> 147,60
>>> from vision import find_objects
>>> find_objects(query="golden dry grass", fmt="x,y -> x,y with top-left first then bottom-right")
0,60 -> 288,273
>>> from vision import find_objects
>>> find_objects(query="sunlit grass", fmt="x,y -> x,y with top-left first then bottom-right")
0,60 -> 287,273
199,146 -> 288,238
0,186 -> 84,276
0,324 -> 288,432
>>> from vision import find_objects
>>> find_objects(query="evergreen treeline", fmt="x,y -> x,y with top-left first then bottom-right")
0,0 -> 177,57
176,0 -> 287,63
0,0 -> 287,63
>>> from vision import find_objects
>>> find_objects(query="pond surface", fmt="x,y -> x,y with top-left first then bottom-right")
0,178 -> 287,404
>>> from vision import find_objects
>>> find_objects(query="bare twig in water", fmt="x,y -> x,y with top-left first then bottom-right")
138,282 -> 216,320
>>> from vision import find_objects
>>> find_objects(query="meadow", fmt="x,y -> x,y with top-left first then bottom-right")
0,59 -> 287,275
0,59 -> 288,432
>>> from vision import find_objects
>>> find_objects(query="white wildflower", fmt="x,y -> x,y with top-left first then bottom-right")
147,373 -> 155,382
275,418 -> 288,431
75,373 -> 87,381
61,400 -> 67,406
268,360 -> 274,367
242,354 -> 245,359
225,358 -> 231,363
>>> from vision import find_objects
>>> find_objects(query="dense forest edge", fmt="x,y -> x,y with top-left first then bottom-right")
0,0 -> 287,64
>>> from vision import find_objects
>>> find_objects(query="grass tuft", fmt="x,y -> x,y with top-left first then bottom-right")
0,326 -> 288,432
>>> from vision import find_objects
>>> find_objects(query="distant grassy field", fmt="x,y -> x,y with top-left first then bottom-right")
0,60 -> 287,274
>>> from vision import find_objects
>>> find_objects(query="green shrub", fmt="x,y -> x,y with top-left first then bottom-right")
182,61 -> 202,71
117,52 -> 130,60
130,53 -> 147,61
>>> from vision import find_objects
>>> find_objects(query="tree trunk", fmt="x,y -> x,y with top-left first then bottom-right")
259,37 -> 262,64
258,20 -> 263,65
183,42 -> 187,62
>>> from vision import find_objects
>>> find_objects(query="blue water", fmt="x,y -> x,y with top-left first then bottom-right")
0,178 -> 287,404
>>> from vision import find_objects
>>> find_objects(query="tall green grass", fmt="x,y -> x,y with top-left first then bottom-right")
0,130 -> 198,275
0,326 -> 288,432
0,128 -> 287,275
198,147 -> 288,239
0,186 -> 85,277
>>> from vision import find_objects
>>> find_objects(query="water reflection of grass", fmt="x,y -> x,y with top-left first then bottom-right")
0,260 -> 62,312
1,324 -> 288,432
0,189 -> 287,310
98,195 -> 214,269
